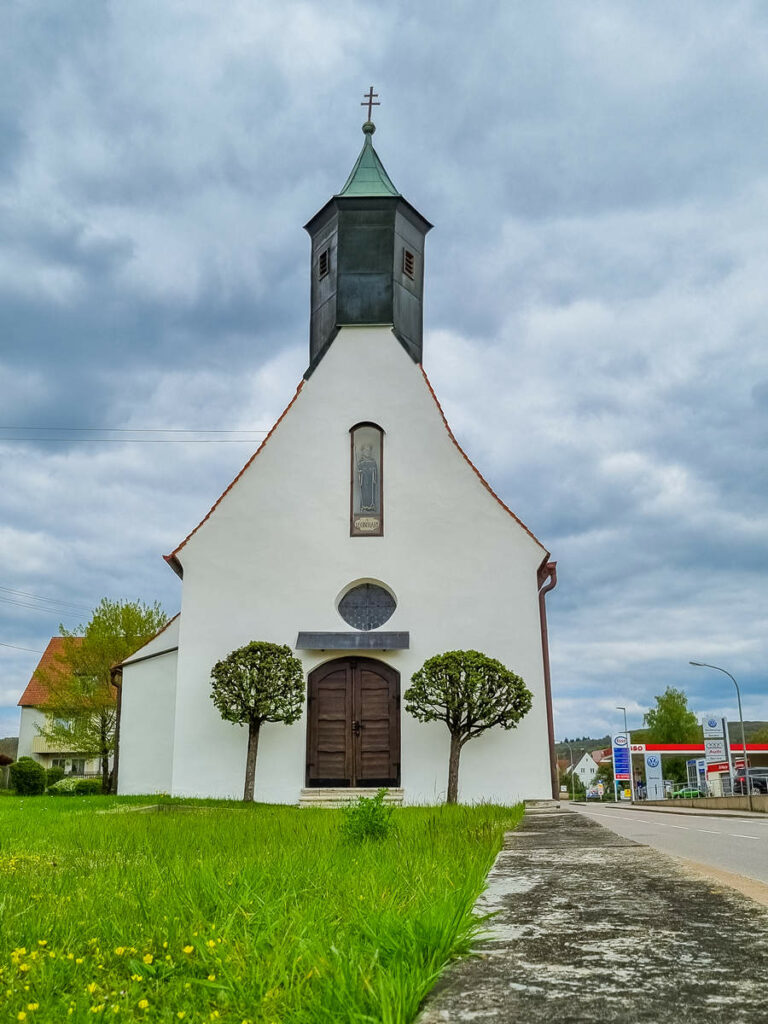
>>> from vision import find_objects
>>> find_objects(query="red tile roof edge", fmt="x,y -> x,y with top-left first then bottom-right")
17,636 -> 84,707
419,366 -> 547,552
164,380 -> 306,577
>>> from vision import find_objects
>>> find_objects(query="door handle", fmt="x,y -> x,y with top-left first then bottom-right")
352,720 -> 362,736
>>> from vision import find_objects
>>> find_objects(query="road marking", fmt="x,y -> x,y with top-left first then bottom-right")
578,808 -> 762,841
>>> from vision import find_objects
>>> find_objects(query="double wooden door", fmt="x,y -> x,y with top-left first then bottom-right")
306,658 -> 400,787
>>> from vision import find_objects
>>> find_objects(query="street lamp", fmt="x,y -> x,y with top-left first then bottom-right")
566,742 -> 576,802
689,661 -> 753,812
616,706 -> 635,802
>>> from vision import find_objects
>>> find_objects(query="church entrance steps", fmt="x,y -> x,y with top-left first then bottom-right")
299,787 -> 404,808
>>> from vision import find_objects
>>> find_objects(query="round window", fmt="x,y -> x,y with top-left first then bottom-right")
338,584 -> 396,631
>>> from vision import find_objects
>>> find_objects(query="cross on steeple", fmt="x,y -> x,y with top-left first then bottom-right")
361,86 -> 380,122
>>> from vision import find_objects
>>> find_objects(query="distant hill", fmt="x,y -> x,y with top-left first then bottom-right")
556,721 -> 768,763
0,736 -> 18,760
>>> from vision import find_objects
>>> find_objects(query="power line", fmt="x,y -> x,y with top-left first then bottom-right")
0,585 -> 91,613
0,596 -> 84,618
0,438 -> 266,443
0,427 -> 269,433
0,640 -> 43,654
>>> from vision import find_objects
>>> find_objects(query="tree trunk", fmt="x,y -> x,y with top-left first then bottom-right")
447,732 -> 462,804
100,718 -> 110,794
243,720 -> 261,802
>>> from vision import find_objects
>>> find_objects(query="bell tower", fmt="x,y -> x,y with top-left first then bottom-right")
304,101 -> 432,377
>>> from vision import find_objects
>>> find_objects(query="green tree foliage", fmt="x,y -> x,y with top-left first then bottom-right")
38,598 -> 167,793
404,650 -> 532,804
643,687 -> 701,743
9,757 -> 46,795
210,641 -> 305,802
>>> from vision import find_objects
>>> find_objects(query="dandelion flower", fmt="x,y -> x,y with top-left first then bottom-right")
87,982 -> 98,994
142,954 -> 153,965
75,958 -> 84,965
18,964 -> 30,973
17,1013 -> 26,1021
207,940 -> 216,948
130,974 -> 143,982
114,948 -> 125,956
182,946 -> 194,955
27,1004 -> 39,1010
177,1014 -> 186,1020
138,999 -> 149,1010
37,941 -> 46,947
207,974 -> 216,981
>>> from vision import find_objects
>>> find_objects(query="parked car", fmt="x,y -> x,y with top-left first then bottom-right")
733,768 -> 768,795
672,786 -> 703,799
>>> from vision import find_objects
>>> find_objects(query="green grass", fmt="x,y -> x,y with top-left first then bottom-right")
0,797 -> 522,1023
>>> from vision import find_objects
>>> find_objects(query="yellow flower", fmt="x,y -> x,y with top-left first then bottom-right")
28,1005 -> 39,1011
138,999 -> 149,1010
90,1007 -> 105,1015
207,974 -> 216,981
177,1014 -> 186,1020
130,974 -> 143,982
48,952 -> 56,959
207,940 -> 216,948
67,953 -> 75,960
114,948 -> 125,956
87,982 -> 98,994
17,1013 -> 26,1021
182,945 -> 194,954
37,941 -> 47,947
142,954 -> 153,965
75,958 -> 84,965
162,942 -> 168,949
18,964 -> 30,973
209,1013 -> 219,1021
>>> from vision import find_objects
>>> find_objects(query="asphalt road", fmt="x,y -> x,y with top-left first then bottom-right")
573,803 -> 768,885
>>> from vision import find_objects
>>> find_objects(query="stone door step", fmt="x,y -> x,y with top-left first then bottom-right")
299,787 -> 404,808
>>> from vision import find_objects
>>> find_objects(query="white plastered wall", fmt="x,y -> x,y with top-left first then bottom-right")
162,326 -> 552,804
17,707 -> 46,762
118,616 -> 180,795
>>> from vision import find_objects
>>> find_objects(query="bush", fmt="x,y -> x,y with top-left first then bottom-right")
49,777 -> 102,797
340,788 -> 395,843
46,765 -> 66,789
9,757 -> 46,795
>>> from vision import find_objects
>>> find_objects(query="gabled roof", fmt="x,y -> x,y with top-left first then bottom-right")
164,350 -> 547,577
18,637 -> 83,707
337,125 -> 399,197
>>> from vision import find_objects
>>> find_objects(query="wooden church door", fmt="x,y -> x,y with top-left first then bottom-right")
306,658 -> 400,787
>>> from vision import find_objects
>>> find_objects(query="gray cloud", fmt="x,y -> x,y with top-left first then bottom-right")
2,0 -> 767,742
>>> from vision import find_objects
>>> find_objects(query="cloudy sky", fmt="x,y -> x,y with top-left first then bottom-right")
2,1 -> 767,742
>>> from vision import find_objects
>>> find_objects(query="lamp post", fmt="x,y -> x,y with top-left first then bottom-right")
566,743 -> 576,802
689,661 -> 753,812
616,706 -> 635,802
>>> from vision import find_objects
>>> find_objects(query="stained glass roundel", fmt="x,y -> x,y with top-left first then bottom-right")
338,584 -> 396,631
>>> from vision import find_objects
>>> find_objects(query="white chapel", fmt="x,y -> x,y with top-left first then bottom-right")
118,112 -> 558,804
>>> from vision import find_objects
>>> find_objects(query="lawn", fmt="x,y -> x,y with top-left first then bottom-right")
0,797 -> 522,1023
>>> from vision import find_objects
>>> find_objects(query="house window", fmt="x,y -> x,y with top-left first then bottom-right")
402,248 -> 415,279
350,423 -> 383,536
70,759 -> 86,776
319,248 -> 330,279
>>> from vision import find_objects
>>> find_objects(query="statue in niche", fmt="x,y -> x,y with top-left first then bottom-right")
356,443 -> 379,512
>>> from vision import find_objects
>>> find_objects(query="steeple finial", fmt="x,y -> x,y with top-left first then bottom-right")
361,86 -> 380,124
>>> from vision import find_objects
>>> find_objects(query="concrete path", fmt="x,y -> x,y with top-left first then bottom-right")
418,807 -> 768,1023
574,803 -> 768,889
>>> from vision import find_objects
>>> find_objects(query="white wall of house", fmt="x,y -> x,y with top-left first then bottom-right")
146,326 -> 554,805
119,617 -> 180,795
574,752 -> 599,786
17,706 -> 46,762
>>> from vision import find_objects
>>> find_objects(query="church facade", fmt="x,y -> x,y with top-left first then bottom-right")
118,119 -> 558,804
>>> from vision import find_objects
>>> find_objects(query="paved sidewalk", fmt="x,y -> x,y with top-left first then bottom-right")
417,808 -> 768,1023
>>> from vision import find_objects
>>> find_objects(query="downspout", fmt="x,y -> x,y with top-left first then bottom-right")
537,558 -> 558,800
110,666 -> 123,795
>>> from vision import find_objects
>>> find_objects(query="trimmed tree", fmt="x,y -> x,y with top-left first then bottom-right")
210,641 -> 305,802
405,649 -> 533,804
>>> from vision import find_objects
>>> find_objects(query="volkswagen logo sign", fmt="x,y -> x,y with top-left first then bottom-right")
707,718 -> 718,729
647,755 -> 660,768
614,735 -> 628,746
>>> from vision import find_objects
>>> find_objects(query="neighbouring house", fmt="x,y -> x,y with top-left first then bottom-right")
17,637 -> 104,776
573,752 -> 601,787
118,116 -> 559,805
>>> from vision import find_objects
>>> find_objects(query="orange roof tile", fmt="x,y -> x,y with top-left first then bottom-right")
17,637 -> 84,707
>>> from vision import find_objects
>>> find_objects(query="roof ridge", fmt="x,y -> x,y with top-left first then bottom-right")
419,366 -> 548,553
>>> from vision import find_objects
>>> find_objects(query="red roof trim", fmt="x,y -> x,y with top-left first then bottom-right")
419,366 -> 547,552
164,380 -> 306,576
